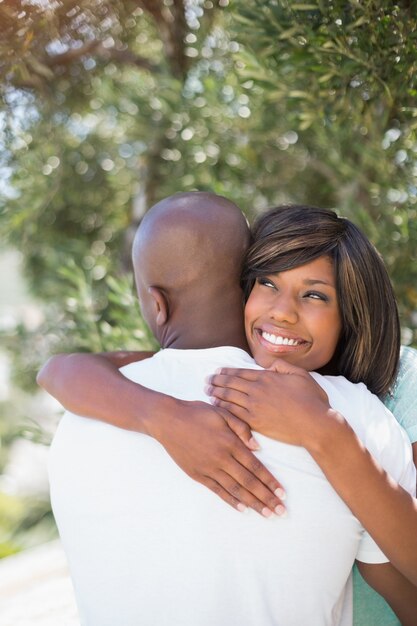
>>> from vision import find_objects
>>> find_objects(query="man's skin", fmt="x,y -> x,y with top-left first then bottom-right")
39,192 -> 417,623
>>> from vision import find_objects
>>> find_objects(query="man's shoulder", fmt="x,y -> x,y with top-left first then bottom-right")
118,346 -> 258,400
313,375 -> 414,490
120,346 -> 256,376
311,373 -> 399,435
311,372 -> 370,403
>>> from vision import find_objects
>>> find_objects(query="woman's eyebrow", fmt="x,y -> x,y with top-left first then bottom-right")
303,278 -> 336,287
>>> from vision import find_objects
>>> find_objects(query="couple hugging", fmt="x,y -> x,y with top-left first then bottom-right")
39,192 -> 417,625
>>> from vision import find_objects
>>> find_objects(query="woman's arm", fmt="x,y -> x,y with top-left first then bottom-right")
207,362 -> 417,587
37,353 -> 286,517
309,421 -> 417,586
37,352 -> 155,430
357,562 -> 417,626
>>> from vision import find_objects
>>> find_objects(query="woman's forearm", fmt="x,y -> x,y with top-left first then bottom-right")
37,352 -> 171,432
358,561 -> 417,625
306,417 -> 417,586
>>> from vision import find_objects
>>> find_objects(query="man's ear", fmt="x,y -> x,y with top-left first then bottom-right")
147,286 -> 168,326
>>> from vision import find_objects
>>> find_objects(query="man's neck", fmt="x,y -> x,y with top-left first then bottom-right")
160,328 -> 249,352
166,336 -> 249,352
159,317 -> 249,353
158,290 -> 249,353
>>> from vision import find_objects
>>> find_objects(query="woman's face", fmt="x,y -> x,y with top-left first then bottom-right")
244,255 -> 342,371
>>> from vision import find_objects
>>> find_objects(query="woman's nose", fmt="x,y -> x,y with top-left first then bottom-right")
269,294 -> 299,324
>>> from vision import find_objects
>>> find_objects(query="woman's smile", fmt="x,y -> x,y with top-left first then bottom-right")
256,326 -> 309,350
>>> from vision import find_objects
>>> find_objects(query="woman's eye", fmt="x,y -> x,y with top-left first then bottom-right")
305,291 -> 328,302
258,277 -> 276,289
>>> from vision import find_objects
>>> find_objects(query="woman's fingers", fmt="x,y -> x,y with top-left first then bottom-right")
214,368 -> 263,381
200,424 -> 286,516
222,411 -> 259,449
203,459 -> 286,518
202,476 -> 285,517
234,447 -> 286,505
213,399 -> 251,423
208,370 -> 261,393
206,383 -> 250,409
201,477 -> 248,513
209,369 -> 328,414
208,370 -> 264,398
219,452 -> 287,516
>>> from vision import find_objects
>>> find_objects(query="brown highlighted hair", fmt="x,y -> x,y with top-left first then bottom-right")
242,205 -> 400,397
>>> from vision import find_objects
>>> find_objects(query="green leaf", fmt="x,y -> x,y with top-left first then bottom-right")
291,4 -> 319,10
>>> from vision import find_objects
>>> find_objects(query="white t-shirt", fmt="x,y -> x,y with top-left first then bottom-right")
49,347 -> 415,626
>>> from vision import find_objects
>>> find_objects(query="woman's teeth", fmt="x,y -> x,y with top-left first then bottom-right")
261,332 -> 300,346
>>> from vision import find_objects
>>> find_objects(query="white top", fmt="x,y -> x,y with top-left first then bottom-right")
49,347 -> 416,626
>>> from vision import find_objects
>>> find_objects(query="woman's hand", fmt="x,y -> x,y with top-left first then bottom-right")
206,359 -> 331,446
150,399 -> 287,517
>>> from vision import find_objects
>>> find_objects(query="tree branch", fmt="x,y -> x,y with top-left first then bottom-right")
136,0 -> 188,80
45,40 -> 101,66
45,40 -> 159,74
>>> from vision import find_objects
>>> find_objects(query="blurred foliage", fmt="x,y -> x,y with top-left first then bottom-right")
1,264 -> 158,393
0,490 -> 56,558
0,491 -> 27,558
0,0 -> 417,553
0,393 -> 57,558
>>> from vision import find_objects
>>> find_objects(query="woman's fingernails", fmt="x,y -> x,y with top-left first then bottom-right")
249,437 -> 260,450
204,385 -> 213,396
275,504 -> 287,517
274,487 -> 286,501
261,507 -> 274,518
237,503 -> 247,512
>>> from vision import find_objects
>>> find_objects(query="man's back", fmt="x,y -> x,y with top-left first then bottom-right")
49,347 -> 413,626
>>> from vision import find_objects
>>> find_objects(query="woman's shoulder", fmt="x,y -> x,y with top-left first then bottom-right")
383,345 -> 417,441
390,345 -> 417,396
399,344 -> 417,370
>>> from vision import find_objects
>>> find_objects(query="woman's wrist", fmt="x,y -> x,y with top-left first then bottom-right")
302,408 -> 350,457
141,390 -> 186,441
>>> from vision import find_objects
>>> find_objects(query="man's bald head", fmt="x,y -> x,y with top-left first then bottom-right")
132,191 -> 250,349
132,191 -> 250,295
